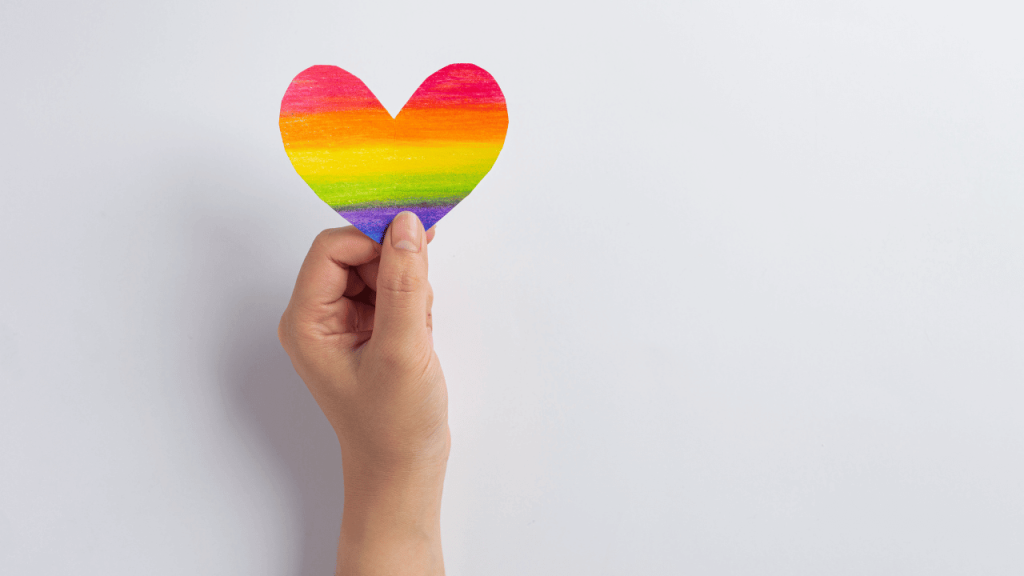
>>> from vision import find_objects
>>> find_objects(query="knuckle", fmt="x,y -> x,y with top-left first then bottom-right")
277,312 -> 292,350
379,267 -> 423,297
311,228 -> 335,251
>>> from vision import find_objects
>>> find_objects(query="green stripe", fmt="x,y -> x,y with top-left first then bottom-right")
303,170 -> 490,207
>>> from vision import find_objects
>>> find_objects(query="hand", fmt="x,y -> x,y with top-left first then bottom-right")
278,211 -> 447,576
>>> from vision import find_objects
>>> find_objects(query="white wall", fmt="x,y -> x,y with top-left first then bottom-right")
2,1 -> 1024,574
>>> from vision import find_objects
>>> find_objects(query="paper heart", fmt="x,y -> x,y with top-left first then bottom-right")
279,63 -> 508,242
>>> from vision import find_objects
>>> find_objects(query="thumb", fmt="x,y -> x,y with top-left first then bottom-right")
372,211 -> 432,349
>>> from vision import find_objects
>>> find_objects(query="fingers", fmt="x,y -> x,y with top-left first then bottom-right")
355,225 -> 435,292
355,260 -> 380,293
289,224 -> 435,305
290,227 -> 381,309
344,267 -> 367,297
371,211 -> 432,351
282,223 -> 436,348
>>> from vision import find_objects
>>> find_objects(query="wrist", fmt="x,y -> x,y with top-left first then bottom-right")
338,458 -> 447,576
336,422 -> 451,489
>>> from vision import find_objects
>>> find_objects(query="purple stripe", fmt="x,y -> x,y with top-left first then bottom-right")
338,204 -> 456,243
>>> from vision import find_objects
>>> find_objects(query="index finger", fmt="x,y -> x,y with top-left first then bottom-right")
290,226 -> 381,308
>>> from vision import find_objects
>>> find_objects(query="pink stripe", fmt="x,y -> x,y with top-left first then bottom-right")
280,65 -> 387,116
400,63 -> 506,110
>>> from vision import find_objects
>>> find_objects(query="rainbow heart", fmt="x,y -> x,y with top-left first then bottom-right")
279,64 -> 509,242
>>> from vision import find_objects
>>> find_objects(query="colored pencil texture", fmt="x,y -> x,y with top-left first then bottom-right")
280,64 -> 508,242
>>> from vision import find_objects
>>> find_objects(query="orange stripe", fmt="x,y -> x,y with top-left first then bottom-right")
281,106 -> 509,148
280,110 -> 394,148
396,108 -> 508,143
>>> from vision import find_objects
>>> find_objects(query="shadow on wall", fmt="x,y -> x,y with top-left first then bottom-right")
179,152 -> 344,576
220,296 -> 343,576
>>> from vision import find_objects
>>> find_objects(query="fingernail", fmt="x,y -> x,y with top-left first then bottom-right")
390,211 -> 422,253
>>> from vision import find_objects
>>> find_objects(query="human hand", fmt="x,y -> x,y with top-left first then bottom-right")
278,211 -> 447,575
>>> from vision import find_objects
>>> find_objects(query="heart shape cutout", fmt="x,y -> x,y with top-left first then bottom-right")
279,64 -> 509,242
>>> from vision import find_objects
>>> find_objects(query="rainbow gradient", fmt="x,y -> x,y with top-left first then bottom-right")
279,64 -> 508,242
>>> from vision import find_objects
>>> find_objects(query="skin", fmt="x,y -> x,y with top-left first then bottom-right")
278,211 -> 448,576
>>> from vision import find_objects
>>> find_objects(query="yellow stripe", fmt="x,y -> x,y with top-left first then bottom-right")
285,142 -> 504,178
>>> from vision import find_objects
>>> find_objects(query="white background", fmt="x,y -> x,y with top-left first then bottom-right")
2,0 -> 1023,574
